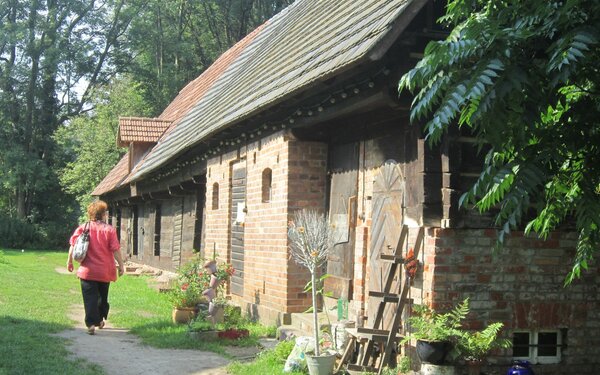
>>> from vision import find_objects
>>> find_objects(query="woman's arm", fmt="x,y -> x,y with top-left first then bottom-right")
66,246 -> 74,272
114,250 -> 125,277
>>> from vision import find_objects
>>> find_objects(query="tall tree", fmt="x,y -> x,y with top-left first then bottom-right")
123,0 -> 293,114
0,0 -> 139,221
55,77 -> 151,218
399,0 -> 600,282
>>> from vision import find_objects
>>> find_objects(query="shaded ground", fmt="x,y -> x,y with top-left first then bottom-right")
54,267 -> 271,375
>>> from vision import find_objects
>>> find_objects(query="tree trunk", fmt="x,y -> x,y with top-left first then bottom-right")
311,270 -> 320,356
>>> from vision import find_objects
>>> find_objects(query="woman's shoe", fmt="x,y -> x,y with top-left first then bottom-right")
87,326 -> 95,335
97,321 -> 105,329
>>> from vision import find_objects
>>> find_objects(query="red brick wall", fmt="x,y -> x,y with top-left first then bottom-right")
413,228 -> 600,374
203,132 -> 327,323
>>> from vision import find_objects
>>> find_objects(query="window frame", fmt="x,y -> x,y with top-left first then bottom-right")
512,329 -> 562,364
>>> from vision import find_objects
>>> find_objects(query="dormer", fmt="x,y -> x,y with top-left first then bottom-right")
117,117 -> 172,172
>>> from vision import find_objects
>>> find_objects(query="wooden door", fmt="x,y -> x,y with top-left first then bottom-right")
368,160 -> 404,329
230,161 -> 246,296
326,142 -> 359,299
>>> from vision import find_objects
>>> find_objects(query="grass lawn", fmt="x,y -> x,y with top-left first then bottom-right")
0,249 -> 292,375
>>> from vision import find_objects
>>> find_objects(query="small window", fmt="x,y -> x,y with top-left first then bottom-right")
154,204 -> 161,256
512,330 -> 562,364
262,168 -> 272,203
212,183 -> 219,210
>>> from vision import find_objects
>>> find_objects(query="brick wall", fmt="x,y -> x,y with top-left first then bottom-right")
411,228 -> 600,374
203,131 -> 328,324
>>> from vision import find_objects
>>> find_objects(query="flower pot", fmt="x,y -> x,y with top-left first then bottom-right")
416,340 -> 452,365
172,307 -> 196,324
209,274 -> 220,288
306,353 -> 336,375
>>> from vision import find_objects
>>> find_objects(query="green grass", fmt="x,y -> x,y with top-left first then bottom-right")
0,249 -> 284,374
0,249 -> 104,374
228,339 -> 306,375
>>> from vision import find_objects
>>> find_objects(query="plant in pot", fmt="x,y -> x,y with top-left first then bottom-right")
288,209 -> 336,375
168,265 -> 204,324
456,322 -> 512,375
401,298 -> 469,365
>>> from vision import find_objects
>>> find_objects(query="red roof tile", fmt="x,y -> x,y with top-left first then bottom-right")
117,117 -> 172,146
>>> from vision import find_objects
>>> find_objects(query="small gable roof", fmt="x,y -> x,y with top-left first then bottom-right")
127,0 -> 424,182
117,117 -> 172,147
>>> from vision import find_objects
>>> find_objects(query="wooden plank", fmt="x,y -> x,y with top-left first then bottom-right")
368,291 -> 399,303
335,336 -> 356,374
347,364 -> 378,374
326,142 -> 359,299
379,254 -> 404,263
368,161 -> 404,331
230,161 -> 246,297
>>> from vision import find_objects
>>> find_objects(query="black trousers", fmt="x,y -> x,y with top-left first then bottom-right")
80,279 -> 110,328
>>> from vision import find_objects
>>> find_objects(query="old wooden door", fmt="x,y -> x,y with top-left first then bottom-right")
326,142 -> 359,299
230,160 -> 246,297
368,160 -> 404,330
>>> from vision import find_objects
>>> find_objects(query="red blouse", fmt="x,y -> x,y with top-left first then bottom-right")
69,221 -> 120,282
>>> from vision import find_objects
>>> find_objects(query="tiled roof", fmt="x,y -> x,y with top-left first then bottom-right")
117,117 -> 172,146
159,26 -> 264,122
92,153 -> 130,196
129,0 -> 418,182
121,24 -> 265,185
96,21 -> 265,195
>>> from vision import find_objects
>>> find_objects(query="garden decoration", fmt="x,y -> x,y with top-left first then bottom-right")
288,209 -> 337,375
202,259 -> 234,324
456,321 -> 511,374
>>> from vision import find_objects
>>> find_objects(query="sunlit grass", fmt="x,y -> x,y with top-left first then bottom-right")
0,248 -> 284,374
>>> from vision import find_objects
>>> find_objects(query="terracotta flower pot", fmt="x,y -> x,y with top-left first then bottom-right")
209,274 -> 220,289
172,307 -> 196,324
204,260 -> 217,273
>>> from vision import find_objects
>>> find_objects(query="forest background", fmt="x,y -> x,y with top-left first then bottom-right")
0,0 -> 293,249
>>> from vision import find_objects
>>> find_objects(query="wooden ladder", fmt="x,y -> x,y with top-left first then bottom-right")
338,225 -> 424,375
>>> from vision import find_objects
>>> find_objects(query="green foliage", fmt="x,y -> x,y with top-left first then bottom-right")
398,356 -> 412,374
124,0 -> 293,114
399,0 -> 600,282
55,77 -> 151,220
0,0 -> 140,228
455,322 -> 512,361
403,298 -> 469,343
167,256 -> 234,308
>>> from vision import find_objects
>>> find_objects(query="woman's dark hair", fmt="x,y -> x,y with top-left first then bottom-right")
87,200 -> 108,221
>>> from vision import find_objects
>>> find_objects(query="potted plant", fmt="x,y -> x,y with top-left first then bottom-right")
168,277 -> 203,324
288,209 -> 337,375
401,298 -> 469,365
456,322 -> 512,375
168,256 -> 234,324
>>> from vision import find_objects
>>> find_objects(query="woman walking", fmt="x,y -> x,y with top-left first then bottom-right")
67,200 -> 124,335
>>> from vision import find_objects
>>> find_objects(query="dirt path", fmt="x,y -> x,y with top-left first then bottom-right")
54,267 -> 270,375
54,305 -> 231,375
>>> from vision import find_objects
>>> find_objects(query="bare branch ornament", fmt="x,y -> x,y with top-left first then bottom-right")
288,209 -> 336,356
